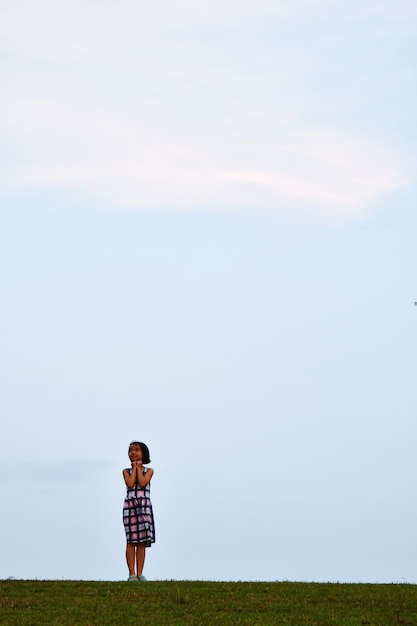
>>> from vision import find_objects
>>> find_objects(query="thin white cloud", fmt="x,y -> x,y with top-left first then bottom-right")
1,0 -> 414,219
3,98 -> 409,218
224,131 -> 411,217
0,459 -> 112,483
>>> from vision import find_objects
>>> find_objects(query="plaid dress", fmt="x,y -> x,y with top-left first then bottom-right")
123,467 -> 155,546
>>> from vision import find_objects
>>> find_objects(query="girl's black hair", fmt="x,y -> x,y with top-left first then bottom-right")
129,441 -> 151,464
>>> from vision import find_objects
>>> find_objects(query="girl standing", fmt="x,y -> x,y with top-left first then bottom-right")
122,440 -> 155,581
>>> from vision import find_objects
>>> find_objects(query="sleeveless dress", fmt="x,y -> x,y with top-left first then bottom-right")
123,467 -> 155,546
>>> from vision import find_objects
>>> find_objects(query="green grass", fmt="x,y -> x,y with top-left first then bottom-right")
1,580 -> 417,625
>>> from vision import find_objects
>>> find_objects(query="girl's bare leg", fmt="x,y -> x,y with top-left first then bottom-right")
126,543 -> 136,576
136,544 -> 146,576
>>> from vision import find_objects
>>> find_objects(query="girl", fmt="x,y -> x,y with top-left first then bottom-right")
122,440 -> 155,581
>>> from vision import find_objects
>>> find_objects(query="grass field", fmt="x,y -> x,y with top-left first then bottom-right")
1,580 -> 417,625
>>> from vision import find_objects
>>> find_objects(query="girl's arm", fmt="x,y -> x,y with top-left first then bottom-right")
123,466 -> 137,488
137,465 -> 154,488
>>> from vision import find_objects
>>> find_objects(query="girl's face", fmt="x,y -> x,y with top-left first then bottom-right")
128,443 -> 143,462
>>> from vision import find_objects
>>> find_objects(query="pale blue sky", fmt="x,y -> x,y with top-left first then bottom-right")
1,0 -> 416,582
